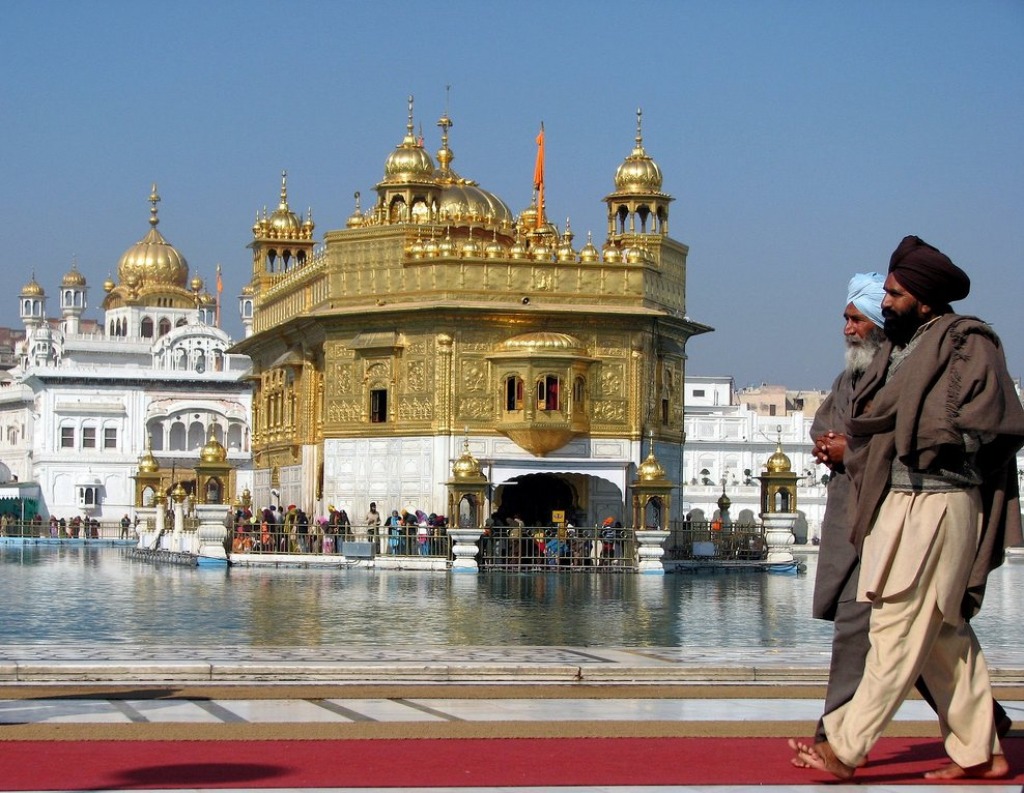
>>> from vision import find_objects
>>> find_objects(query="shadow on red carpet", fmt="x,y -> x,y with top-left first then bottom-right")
0,737 -> 1020,789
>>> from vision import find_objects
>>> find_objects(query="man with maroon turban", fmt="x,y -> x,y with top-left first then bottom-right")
791,236 -> 1024,781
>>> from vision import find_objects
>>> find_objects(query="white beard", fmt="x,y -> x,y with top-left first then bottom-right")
845,330 -> 884,375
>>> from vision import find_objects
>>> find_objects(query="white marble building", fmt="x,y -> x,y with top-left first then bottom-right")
682,375 -> 826,543
0,186 -> 253,524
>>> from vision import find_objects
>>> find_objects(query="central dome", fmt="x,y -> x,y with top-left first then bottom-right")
117,185 -> 189,290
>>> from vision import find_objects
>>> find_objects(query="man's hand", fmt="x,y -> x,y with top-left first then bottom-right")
812,431 -> 847,470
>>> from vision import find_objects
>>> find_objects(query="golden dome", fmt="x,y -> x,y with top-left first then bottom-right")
103,277 -> 116,293
637,448 -> 667,482
20,275 -> 45,297
485,232 -> 505,259
383,97 -> 436,182
346,192 -> 365,228
451,440 -> 486,481
461,231 -> 482,258
437,182 -> 514,226
171,482 -> 188,502
137,444 -> 159,474
200,432 -> 228,464
499,331 -> 587,356
267,172 -> 304,236
61,263 -> 87,288
117,185 -> 189,290
580,231 -> 600,263
765,441 -> 792,473
603,242 -> 622,263
613,109 -> 664,194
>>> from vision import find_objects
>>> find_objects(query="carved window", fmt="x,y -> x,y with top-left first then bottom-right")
370,388 -> 388,423
537,375 -> 561,412
158,318 -> 171,337
504,376 -> 524,411
141,317 -> 154,338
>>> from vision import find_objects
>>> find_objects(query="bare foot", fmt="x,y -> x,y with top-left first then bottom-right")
924,754 -> 1010,780
787,738 -> 855,779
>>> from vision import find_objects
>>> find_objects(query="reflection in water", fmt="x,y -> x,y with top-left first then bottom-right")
1,545 -> 1018,650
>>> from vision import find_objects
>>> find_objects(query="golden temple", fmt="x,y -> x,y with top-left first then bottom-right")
233,99 -> 712,526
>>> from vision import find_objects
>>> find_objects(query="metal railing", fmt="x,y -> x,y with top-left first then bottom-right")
663,521 -> 767,562
479,527 -> 636,571
229,527 -> 452,559
0,520 -> 129,540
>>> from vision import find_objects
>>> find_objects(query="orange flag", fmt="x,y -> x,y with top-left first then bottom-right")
534,123 -> 545,229
533,123 -> 545,189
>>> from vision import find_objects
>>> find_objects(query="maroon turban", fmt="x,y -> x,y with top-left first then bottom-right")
888,235 -> 970,306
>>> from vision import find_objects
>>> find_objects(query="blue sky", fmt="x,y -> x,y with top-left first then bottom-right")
2,1 -> 1021,389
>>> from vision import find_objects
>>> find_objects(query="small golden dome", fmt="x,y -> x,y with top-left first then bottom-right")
117,184 -> 190,290
267,172 -> 303,236
137,444 -> 159,474
530,240 -> 552,261
190,275 -> 203,293
613,109 -> 664,194
603,242 -> 622,263
484,232 -> 506,259
171,482 -> 188,502
437,230 -> 457,258
20,276 -> 45,298
103,276 -> 116,292
765,441 -> 792,473
462,231 -> 482,258
451,440 -> 485,480
407,234 -> 425,258
624,243 -> 644,264
383,97 -> 436,182
580,232 -> 600,263
637,448 -> 666,482
61,263 -> 87,288
200,431 -> 228,464
346,192 -> 364,228
422,235 -> 440,258
509,237 -> 529,259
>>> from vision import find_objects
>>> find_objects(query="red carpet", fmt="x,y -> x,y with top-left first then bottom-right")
0,737 -> 1020,789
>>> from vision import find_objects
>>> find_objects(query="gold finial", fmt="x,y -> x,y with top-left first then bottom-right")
635,107 -> 644,148
279,171 -> 288,209
406,94 -> 415,136
353,191 -> 361,212
148,183 -> 161,227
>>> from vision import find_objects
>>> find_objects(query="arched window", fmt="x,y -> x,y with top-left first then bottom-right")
140,317 -> 154,338
537,375 -> 561,411
504,376 -> 524,411
168,422 -> 186,451
573,376 -> 586,411
158,318 -> 171,336
188,422 -> 205,449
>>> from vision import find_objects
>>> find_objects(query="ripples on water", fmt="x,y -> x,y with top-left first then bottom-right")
1,545 -> 1018,650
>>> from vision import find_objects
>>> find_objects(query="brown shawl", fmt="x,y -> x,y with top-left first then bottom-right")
844,314 -> 1024,616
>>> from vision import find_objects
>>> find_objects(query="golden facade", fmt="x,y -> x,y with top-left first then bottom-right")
234,102 -> 711,526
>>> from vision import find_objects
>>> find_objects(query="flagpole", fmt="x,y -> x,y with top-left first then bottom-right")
215,264 -> 223,328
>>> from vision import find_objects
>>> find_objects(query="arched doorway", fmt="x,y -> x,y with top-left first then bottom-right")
495,473 -> 577,527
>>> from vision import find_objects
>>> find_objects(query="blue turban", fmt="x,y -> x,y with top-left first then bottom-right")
846,272 -> 886,328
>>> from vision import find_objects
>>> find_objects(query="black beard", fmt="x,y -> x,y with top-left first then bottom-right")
883,313 -> 918,346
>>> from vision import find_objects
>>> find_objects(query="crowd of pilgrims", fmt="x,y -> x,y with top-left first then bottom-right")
227,503 -> 449,555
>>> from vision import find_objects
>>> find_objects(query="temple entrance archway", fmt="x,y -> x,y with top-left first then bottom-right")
495,473 -> 577,527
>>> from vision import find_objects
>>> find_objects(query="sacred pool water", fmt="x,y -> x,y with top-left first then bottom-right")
1,544 -> 1020,651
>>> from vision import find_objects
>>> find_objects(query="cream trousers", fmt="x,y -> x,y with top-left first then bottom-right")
823,488 -> 1000,769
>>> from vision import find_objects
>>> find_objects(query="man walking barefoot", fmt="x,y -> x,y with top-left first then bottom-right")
790,236 -> 1024,780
